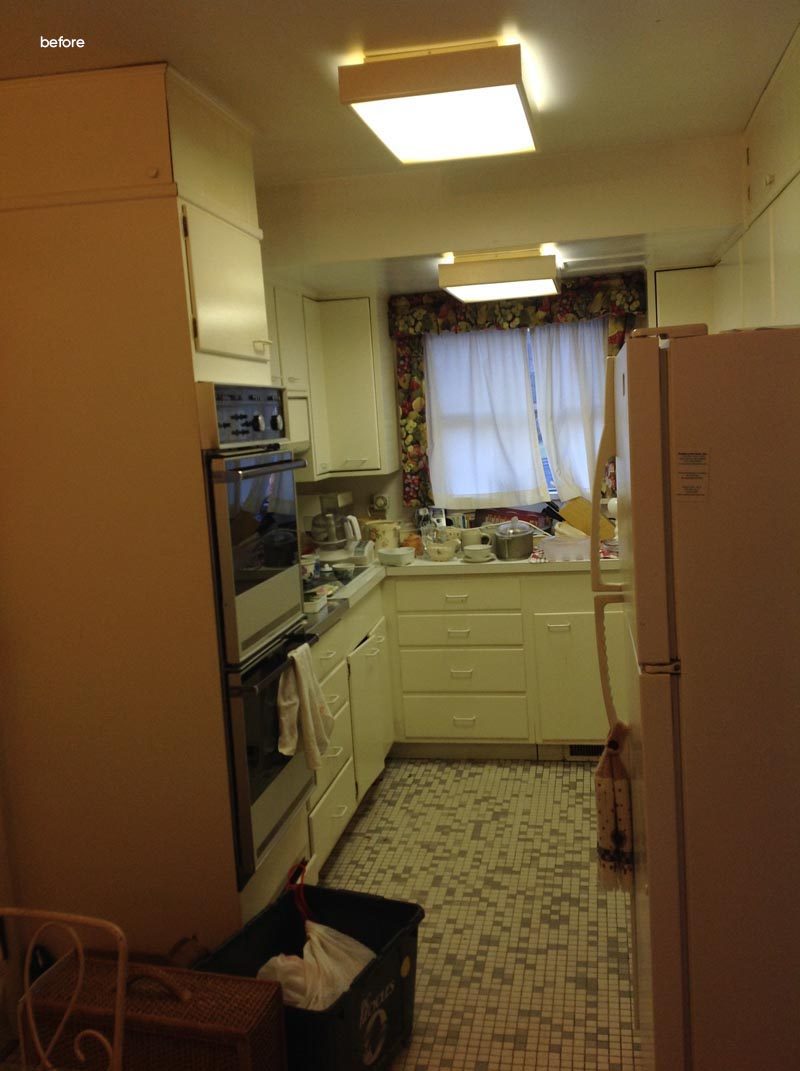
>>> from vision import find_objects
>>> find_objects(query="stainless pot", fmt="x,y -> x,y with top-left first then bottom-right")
494,516 -> 536,560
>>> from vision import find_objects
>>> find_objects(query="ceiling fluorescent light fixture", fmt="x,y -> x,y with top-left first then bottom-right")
339,41 -> 535,163
439,253 -> 559,303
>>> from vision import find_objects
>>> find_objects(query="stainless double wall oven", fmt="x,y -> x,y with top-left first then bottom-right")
199,383 -> 315,886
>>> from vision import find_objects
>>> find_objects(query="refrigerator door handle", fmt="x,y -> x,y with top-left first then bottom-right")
594,592 -> 625,730
591,355 -> 623,594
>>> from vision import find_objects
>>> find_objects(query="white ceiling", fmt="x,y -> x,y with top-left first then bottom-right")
4,1 -> 800,289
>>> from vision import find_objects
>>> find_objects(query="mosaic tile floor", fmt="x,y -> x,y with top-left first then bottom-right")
321,759 -> 641,1071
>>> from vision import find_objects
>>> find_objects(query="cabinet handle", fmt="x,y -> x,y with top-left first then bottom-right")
364,648 -> 380,658
324,745 -> 344,759
287,376 -> 301,383
444,594 -> 469,602
320,650 -> 337,661
546,623 -> 572,633
330,805 -> 349,819
325,694 -> 341,706
450,668 -> 474,678
345,458 -> 368,465
452,715 -> 477,725
373,635 -> 385,644
447,628 -> 471,637
252,339 -> 271,354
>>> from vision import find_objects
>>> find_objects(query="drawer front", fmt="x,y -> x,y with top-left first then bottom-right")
308,758 -> 357,872
395,577 -> 521,612
400,648 -> 526,692
403,695 -> 529,739
309,701 -> 353,809
397,612 -> 523,647
311,621 -> 345,682
320,659 -> 348,716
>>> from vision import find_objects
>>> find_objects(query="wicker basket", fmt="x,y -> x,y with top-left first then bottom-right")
23,953 -> 286,1071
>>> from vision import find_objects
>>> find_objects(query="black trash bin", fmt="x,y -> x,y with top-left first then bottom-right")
195,884 -> 425,1071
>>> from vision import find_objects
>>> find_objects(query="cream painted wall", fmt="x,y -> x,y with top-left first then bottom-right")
259,134 -> 743,269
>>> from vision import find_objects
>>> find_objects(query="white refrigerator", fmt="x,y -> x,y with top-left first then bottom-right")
590,324 -> 800,1071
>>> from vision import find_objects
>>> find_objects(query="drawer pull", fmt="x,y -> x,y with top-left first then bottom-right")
444,594 -> 469,602
450,668 -> 474,678
546,623 -> 572,633
320,650 -> 337,661
373,635 -> 385,644
447,628 -> 471,638
326,694 -> 341,706
324,745 -> 344,759
365,648 -> 381,658
287,375 -> 302,382
452,715 -> 478,725
330,805 -> 349,819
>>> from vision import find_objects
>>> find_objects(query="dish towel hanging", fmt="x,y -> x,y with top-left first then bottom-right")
278,643 -> 334,771
595,720 -> 634,892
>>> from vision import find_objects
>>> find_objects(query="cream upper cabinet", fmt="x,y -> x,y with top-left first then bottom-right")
741,209 -> 773,328
297,294 -> 399,480
166,69 -> 259,234
300,296 -> 333,478
182,203 -> 270,364
274,288 -> 311,393
0,65 -> 173,205
318,298 -> 381,471
745,27 -> 800,222
771,176 -> 800,325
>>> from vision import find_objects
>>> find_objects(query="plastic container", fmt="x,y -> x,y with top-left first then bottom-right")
195,885 -> 424,1071
542,536 -> 591,562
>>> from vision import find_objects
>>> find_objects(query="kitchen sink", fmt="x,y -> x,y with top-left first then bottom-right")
327,562 -> 384,604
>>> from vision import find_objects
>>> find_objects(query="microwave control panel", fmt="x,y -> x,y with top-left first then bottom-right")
196,383 -> 286,450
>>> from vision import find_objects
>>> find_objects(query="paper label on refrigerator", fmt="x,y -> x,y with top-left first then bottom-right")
676,450 -> 709,497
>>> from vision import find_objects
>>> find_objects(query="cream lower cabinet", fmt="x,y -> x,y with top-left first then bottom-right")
388,569 -> 625,748
533,609 -> 625,742
348,617 -> 392,799
305,588 -> 394,880
394,577 -> 530,742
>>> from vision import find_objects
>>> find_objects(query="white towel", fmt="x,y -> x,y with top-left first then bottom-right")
277,643 -> 334,770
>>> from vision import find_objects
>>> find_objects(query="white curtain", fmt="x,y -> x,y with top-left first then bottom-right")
529,318 -> 608,501
424,329 -> 550,508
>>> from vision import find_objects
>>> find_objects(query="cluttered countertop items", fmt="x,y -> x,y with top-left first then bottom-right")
297,493 -> 619,616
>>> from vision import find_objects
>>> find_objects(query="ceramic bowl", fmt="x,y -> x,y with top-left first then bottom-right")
423,539 -> 459,562
378,546 -> 415,566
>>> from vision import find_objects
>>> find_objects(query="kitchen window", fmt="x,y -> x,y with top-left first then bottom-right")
424,317 -> 609,508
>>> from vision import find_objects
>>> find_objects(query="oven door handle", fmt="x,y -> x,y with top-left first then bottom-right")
229,657 -> 293,697
214,458 -> 307,484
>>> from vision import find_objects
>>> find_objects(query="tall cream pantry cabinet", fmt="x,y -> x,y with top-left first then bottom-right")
0,65 -> 271,952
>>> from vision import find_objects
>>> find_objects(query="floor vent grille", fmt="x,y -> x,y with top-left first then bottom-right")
568,744 -> 603,758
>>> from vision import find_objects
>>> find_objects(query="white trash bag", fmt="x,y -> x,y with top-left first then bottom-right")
257,920 -> 376,1011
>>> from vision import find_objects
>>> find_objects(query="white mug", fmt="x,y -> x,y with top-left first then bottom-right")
463,544 -> 494,562
458,528 -> 492,547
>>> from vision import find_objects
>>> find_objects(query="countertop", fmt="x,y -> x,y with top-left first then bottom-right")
384,556 -> 619,576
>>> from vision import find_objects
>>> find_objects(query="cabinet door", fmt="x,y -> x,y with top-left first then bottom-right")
318,298 -> 381,471
274,288 -> 310,392
300,296 -> 332,478
369,617 -> 394,758
347,632 -> 390,800
534,610 -> 625,742
182,203 -> 270,361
